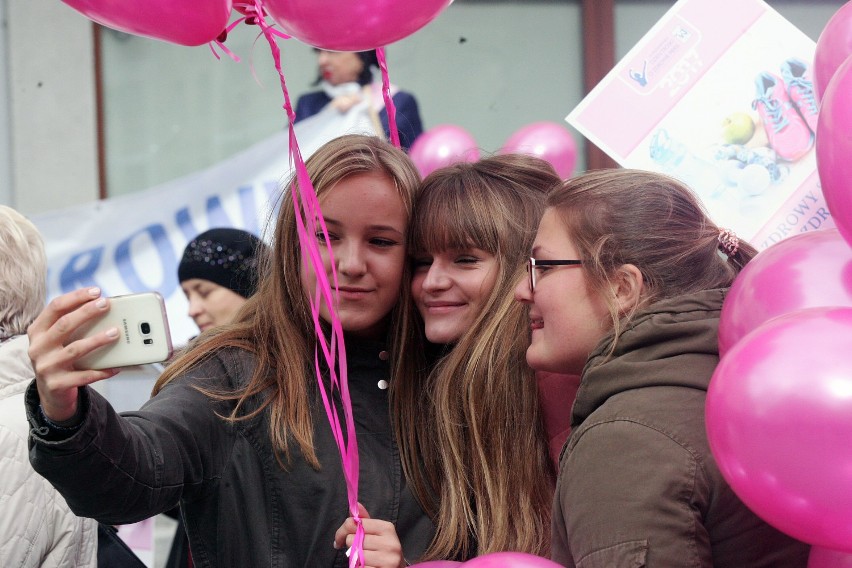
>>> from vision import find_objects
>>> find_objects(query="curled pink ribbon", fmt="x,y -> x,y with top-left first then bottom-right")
237,1 -> 366,565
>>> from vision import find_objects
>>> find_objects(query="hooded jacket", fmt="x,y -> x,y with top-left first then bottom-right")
551,289 -> 809,567
0,335 -> 97,568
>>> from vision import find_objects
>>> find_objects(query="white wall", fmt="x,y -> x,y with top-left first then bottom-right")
3,0 -> 98,215
0,0 -> 11,207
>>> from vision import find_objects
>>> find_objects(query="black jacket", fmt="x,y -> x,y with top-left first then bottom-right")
27,340 -> 434,567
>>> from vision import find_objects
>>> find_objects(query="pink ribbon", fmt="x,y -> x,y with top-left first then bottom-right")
376,47 -> 400,148
238,1 -> 365,565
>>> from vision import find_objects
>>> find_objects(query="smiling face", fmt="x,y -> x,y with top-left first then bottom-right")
411,248 -> 499,344
317,50 -> 364,86
300,172 -> 408,339
181,279 -> 248,332
514,208 -> 611,375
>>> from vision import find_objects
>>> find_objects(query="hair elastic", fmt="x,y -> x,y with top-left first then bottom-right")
717,228 -> 740,258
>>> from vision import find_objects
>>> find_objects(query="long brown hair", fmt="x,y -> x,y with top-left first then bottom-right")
549,169 -> 757,344
395,154 -> 559,559
153,135 -> 422,468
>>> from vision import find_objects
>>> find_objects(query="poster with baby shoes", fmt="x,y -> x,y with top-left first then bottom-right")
567,0 -> 833,250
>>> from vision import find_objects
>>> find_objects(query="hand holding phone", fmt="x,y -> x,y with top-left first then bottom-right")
68,292 -> 174,370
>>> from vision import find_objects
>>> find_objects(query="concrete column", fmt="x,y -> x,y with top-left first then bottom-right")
5,1 -> 98,215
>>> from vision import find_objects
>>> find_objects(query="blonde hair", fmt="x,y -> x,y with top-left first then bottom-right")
0,206 -> 47,339
549,169 -> 757,344
154,135 -> 422,468
396,154 -> 559,558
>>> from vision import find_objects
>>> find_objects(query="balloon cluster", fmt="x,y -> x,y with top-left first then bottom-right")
707,4 -> 852,565
409,122 -> 577,179
61,0 -> 450,51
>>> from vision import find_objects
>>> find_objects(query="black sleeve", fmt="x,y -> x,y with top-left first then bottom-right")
27,354 -> 238,525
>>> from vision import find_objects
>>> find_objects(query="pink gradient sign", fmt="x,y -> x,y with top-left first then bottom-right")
568,0 -> 831,247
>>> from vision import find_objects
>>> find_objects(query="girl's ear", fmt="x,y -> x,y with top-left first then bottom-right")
612,264 -> 644,314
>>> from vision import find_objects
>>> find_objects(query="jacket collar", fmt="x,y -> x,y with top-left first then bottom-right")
571,288 -> 727,428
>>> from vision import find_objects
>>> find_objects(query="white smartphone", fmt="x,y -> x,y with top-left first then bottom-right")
70,292 -> 174,370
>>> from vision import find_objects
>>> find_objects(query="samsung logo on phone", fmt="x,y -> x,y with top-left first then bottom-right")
121,318 -> 130,344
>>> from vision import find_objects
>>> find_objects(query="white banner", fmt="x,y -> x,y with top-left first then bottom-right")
32,106 -> 379,346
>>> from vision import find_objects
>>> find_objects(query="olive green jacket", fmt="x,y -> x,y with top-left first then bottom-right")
551,289 -> 809,568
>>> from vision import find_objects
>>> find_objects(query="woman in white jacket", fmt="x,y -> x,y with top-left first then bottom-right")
0,205 -> 97,568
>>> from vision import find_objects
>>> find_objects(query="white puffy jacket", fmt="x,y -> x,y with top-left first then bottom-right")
0,335 -> 97,568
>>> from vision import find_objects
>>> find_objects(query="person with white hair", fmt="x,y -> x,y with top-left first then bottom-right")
0,205 -> 98,567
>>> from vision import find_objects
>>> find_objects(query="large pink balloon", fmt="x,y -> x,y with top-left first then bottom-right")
707,306 -> 852,552
816,54 -> 852,248
463,553 -> 562,567
61,0 -> 232,46
809,546 -> 852,568
499,122 -> 577,179
718,228 -> 852,355
263,0 -> 451,51
409,125 -> 480,178
814,1 -> 852,102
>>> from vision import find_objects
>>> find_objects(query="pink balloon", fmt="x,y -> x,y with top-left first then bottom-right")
499,122 -> 577,179
814,1 -> 852,102
408,562 -> 462,568
718,228 -> 852,355
463,552 -> 562,567
809,546 -> 852,568
816,54 -> 852,248
263,0 -> 451,51
707,306 -> 852,552
61,0 -> 232,46
409,125 -> 480,178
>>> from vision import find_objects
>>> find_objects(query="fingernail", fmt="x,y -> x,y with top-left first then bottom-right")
332,540 -> 339,550
105,327 -> 119,338
95,298 -> 107,309
88,287 -> 101,297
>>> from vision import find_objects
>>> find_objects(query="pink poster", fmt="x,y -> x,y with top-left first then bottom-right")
567,0 -> 833,248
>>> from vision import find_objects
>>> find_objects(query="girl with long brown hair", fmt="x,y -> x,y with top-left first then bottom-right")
344,154 -> 559,560
25,134 -> 434,568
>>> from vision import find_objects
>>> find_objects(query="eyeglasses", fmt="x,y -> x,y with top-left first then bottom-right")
526,257 -> 583,292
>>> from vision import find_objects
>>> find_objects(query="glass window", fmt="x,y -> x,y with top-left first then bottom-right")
100,1 -> 584,196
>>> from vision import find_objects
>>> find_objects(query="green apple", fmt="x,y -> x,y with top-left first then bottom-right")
721,112 -> 756,145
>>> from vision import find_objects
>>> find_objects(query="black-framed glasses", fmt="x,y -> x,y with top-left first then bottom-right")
527,257 -> 583,292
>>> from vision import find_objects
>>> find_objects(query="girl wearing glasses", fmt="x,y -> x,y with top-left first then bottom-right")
515,169 -> 810,567
363,154 -> 561,560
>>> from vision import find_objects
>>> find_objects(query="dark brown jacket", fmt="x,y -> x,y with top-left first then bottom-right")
551,289 -> 809,567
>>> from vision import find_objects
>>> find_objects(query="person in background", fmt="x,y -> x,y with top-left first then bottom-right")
178,227 -> 268,334
164,226 -> 270,568
337,154 -> 563,560
0,205 -> 98,568
514,169 -> 810,567
295,49 -> 424,151
25,135 -> 434,568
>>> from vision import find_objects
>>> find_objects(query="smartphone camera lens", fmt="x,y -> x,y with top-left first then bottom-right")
141,322 -> 151,334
